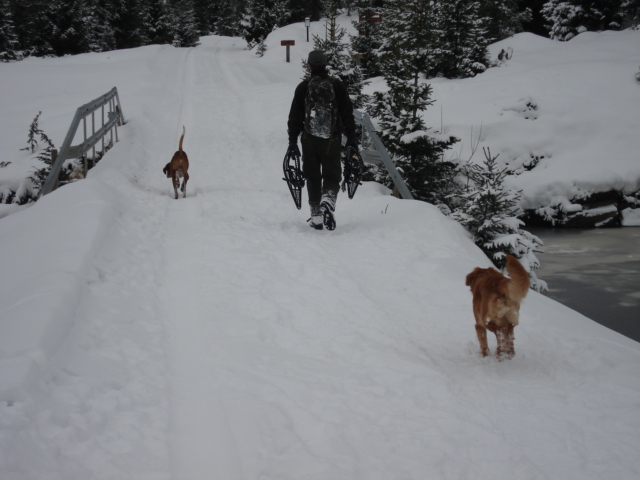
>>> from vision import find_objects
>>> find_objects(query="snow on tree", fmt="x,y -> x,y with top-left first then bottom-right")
479,0 -> 532,41
288,0 -> 324,23
46,0 -> 93,56
102,0 -> 147,50
542,0 -> 628,41
350,0 -> 384,79
15,0 -> 56,57
368,0 -> 459,207
452,148 -> 546,291
241,0 -> 290,50
213,0 -> 244,37
141,0 -> 174,46
0,0 -> 20,61
170,0 -> 200,48
84,1 -> 117,52
434,0 -> 491,78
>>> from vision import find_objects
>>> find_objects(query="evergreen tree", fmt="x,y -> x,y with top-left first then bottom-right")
288,0 -> 324,23
522,0 -> 552,36
170,0 -> 200,47
350,0 -> 383,78
452,148 -> 546,291
0,0 -> 20,61
479,0 -> 532,41
214,0 -> 244,36
48,0 -> 92,56
18,0 -> 56,57
369,0 -> 458,206
435,0 -> 491,78
542,0 -> 628,40
192,0 -> 218,35
142,0 -> 174,45
84,0 -> 117,52
105,0 -> 146,49
241,0 -> 290,49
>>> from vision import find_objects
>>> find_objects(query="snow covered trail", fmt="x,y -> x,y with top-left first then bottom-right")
151,37 -> 640,480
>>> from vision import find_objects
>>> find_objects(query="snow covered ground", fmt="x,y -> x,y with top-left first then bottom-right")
1,15 -> 639,480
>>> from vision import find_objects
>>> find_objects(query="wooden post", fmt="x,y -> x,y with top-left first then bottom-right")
281,40 -> 295,62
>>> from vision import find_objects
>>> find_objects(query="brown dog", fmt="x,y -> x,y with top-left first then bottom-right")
163,126 -> 189,199
465,255 -> 530,361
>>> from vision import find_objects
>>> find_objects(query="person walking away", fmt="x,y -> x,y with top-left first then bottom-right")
287,50 -> 358,230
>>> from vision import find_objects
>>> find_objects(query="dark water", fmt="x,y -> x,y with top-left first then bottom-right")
529,227 -> 640,343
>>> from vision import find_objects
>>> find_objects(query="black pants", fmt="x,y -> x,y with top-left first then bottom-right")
301,133 -> 341,207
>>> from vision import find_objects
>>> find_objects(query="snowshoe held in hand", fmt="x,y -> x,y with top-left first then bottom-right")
341,145 -> 364,199
283,144 -> 305,210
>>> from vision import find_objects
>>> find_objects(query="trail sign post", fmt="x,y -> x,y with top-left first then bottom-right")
281,40 -> 295,62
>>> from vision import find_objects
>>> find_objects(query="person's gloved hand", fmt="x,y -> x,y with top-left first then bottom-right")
345,138 -> 359,151
288,142 -> 301,157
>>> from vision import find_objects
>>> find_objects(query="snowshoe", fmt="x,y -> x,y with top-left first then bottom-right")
341,146 -> 364,199
283,148 -> 305,210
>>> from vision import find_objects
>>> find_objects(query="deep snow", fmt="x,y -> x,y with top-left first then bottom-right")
1,15 -> 640,480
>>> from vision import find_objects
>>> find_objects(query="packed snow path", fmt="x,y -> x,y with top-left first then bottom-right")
1,33 -> 640,480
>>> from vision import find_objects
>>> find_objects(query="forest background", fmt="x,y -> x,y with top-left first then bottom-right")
1,0 -> 639,60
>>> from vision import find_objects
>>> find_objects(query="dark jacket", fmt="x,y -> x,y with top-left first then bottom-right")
287,71 -> 356,144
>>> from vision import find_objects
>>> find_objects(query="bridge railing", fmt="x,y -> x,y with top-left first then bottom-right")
352,109 -> 413,200
38,87 -> 125,198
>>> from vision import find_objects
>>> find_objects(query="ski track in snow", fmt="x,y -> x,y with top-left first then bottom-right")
1,30 -> 640,480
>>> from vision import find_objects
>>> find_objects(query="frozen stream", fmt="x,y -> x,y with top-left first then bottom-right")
531,227 -> 640,343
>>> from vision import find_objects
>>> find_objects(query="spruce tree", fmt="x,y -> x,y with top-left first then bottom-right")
452,148 -> 546,291
368,0 -> 458,206
479,0 -> 532,41
288,0 -> 324,23
192,0 -> 219,35
214,0 -> 244,36
19,0 -> 56,57
84,1 -> 117,52
241,0 -> 290,49
48,0 -> 92,56
0,0 -> 20,61
435,0 -> 491,78
350,0 -> 383,79
170,0 -> 200,47
105,0 -> 146,50
142,0 -> 174,45
542,0 -> 628,40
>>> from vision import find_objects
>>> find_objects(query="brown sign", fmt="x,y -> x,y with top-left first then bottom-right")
280,40 -> 295,46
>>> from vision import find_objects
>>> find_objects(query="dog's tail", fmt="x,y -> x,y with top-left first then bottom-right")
179,126 -> 186,153
506,254 -> 530,300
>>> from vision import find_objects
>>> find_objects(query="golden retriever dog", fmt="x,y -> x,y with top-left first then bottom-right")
465,255 -> 530,361
162,126 -> 189,199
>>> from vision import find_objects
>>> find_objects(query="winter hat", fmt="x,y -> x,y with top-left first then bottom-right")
308,50 -> 328,66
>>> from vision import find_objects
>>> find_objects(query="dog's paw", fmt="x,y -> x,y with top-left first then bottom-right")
496,350 -> 515,361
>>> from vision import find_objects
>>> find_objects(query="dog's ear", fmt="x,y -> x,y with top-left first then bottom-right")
465,268 -> 482,287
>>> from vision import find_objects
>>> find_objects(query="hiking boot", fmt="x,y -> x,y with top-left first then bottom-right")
308,216 -> 323,230
309,202 -> 323,230
321,201 -> 336,230
320,192 -> 336,212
